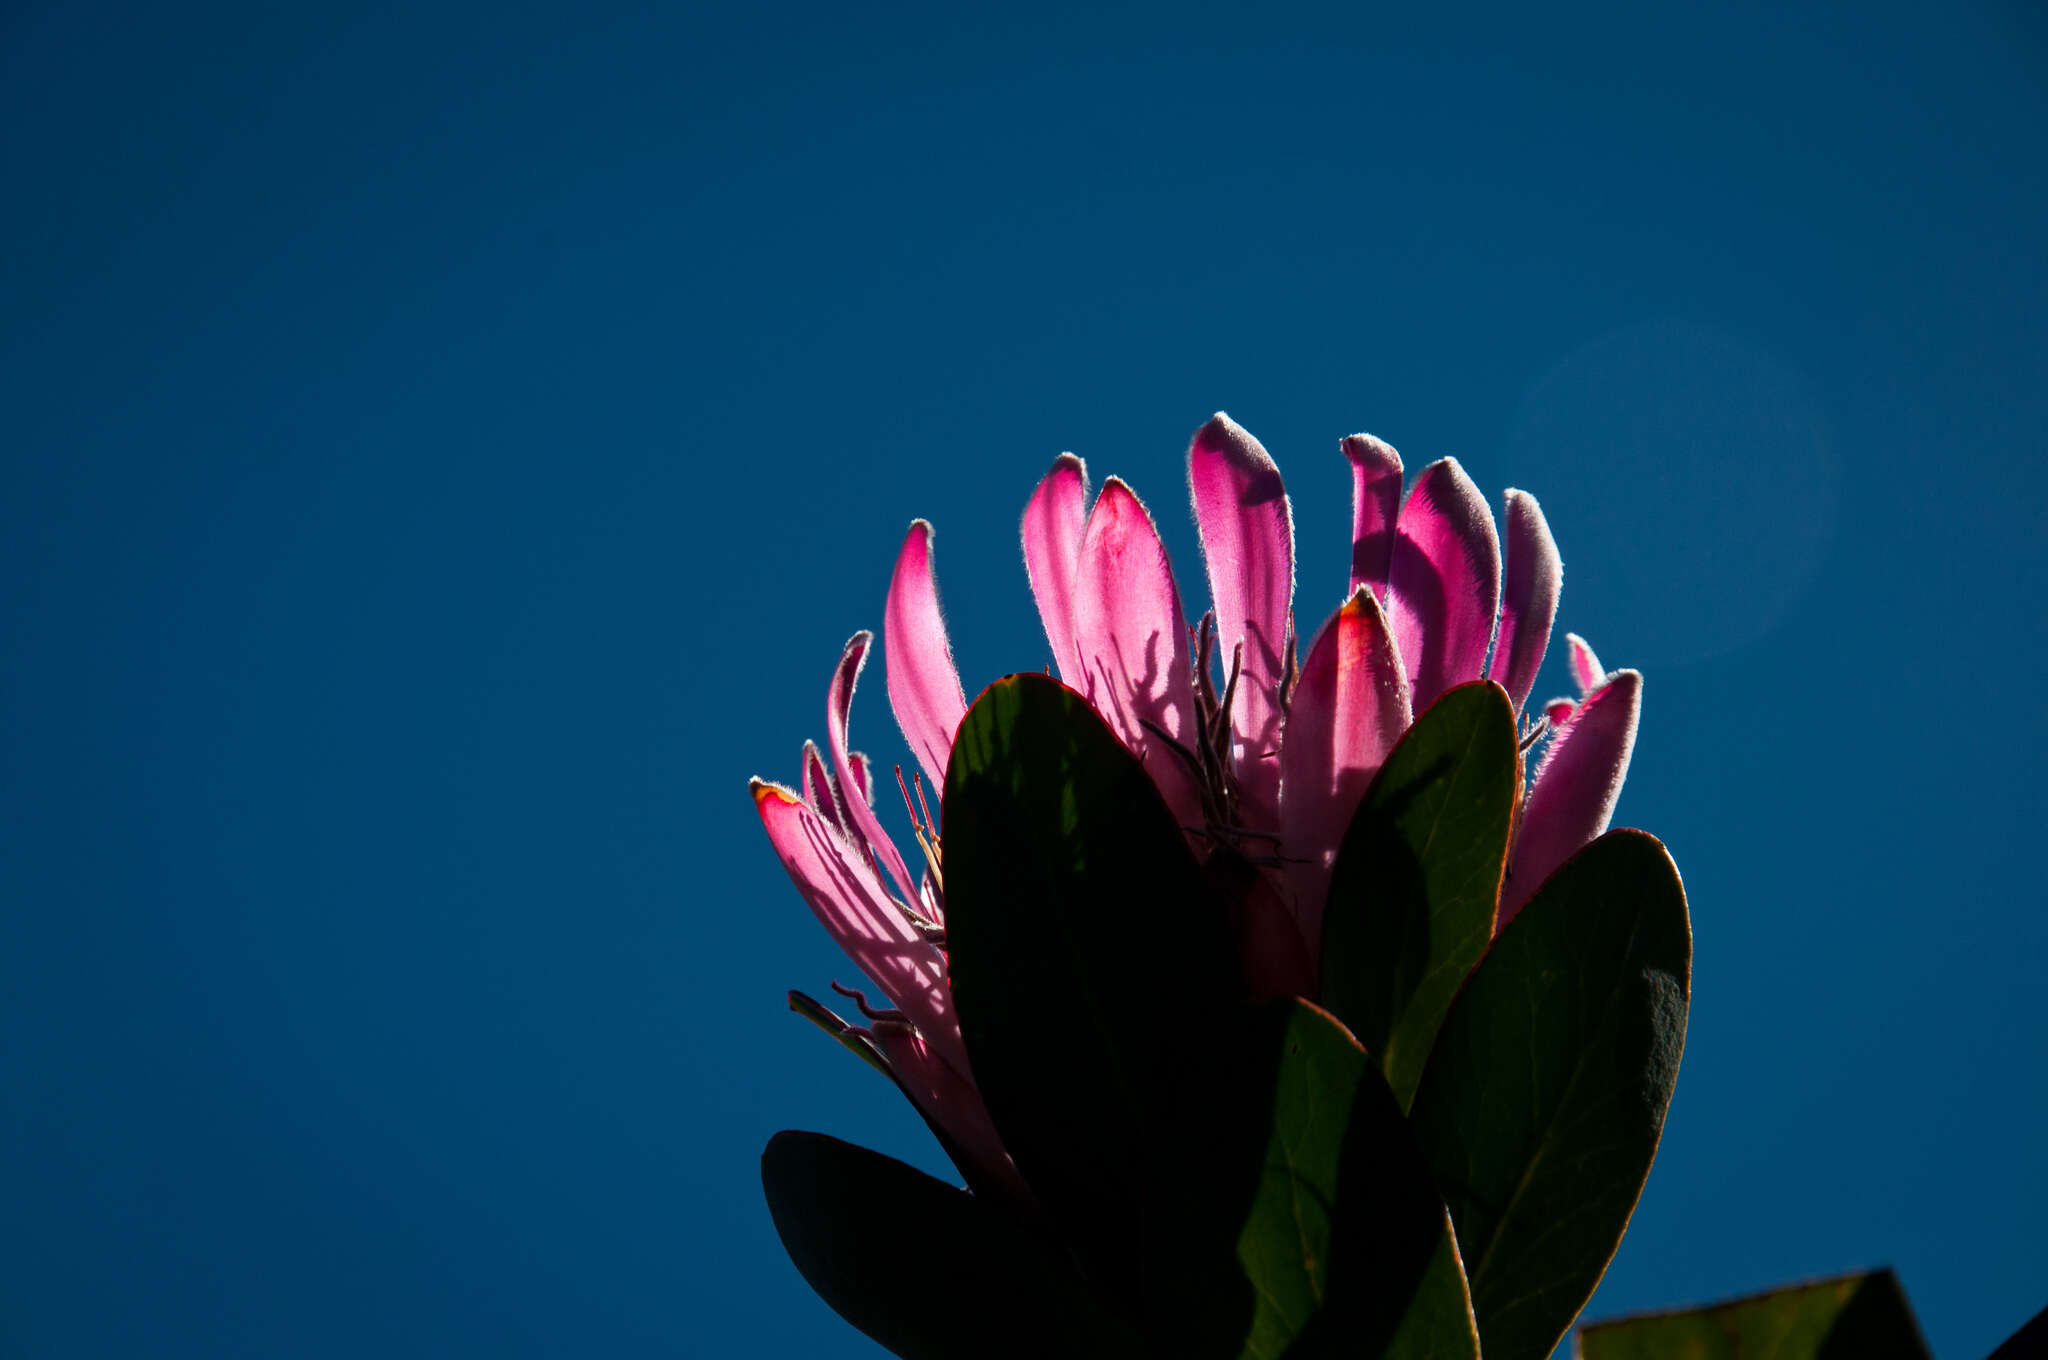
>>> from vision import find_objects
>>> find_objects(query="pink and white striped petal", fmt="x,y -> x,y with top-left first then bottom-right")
1386,457 -> 1502,714
870,1019 -> 1030,1204
1279,587 -> 1413,957
1188,413 -> 1296,827
1343,433 -> 1405,603
1500,668 -> 1642,929
884,520 -> 968,791
1487,490 -> 1562,715
825,632 -> 920,906
1021,454 -> 1090,684
1072,477 -> 1206,832
1566,633 -> 1606,696
751,780 -> 965,1073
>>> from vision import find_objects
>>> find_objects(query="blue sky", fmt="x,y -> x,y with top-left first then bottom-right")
2,2 -> 2043,1355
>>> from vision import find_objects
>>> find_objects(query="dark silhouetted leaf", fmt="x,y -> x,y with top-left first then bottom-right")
761,1130 -> 1138,1359
1409,829 -> 1691,1360
1577,1268 -> 1931,1359
1986,1300 -> 2048,1360
1234,998 -> 1479,1360
1319,681 -> 1518,1111
942,674 -> 1256,1345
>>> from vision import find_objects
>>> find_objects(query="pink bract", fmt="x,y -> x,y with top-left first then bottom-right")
750,413 -> 1642,1197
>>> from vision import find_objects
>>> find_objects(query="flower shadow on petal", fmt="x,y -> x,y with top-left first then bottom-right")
793,808 -> 967,1076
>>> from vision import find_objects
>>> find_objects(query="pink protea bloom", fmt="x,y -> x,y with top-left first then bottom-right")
750,413 -> 1641,1199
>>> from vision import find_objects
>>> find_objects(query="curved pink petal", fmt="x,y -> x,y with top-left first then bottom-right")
845,750 -> 874,807
1343,432 -> 1405,603
1386,457 -> 1502,714
1188,413 -> 1295,826
1542,697 -> 1576,728
751,780 -> 965,1072
884,520 -> 968,791
1500,668 -> 1642,928
801,739 -> 847,832
1566,632 -> 1606,696
825,633 -> 920,905
870,1019 -> 1030,1204
1021,454 -> 1090,684
1072,478 -> 1206,831
1487,490 -> 1562,715
1279,587 -> 1413,957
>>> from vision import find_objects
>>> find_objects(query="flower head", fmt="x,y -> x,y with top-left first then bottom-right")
750,412 -> 1641,1198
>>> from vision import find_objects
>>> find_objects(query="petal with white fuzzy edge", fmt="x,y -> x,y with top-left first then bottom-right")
801,740 -> 846,832
751,780 -> 966,1073
1500,668 -> 1642,929
1279,586 -> 1413,955
845,750 -> 874,807
1021,454 -> 1090,684
1487,490 -> 1562,715
1386,457 -> 1502,715
885,520 -> 968,791
825,633 -> 920,905
1072,478 -> 1206,831
1188,413 -> 1296,826
1344,433 -> 1405,603
870,1020 -> 1030,1205
1565,632 -> 1606,696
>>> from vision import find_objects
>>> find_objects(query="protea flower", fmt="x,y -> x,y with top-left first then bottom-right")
749,413 -> 1641,1202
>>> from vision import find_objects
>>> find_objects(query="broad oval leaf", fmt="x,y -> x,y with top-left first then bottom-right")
1318,681 -> 1519,1111
1235,999 -> 1480,1360
1408,828 -> 1691,1360
942,674 -> 1252,1336
761,1130 -> 1138,1359
1577,1268 -> 1931,1359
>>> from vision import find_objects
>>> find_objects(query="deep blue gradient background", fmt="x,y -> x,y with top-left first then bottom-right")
4,3 -> 2043,1355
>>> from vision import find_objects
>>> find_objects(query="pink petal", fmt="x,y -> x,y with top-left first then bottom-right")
1021,454 -> 1090,684
1542,697 -> 1576,728
870,1019 -> 1030,1204
884,520 -> 968,791
1279,587 -> 1413,957
1188,413 -> 1296,826
1499,669 -> 1642,929
825,633 -> 920,905
1487,490 -> 1562,715
1071,477 -> 1206,831
845,751 -> 874,807
1386,457 -> 1502,714
1343,433 -> 1405,602
1216,854 -> 1316,1003
1566,632 -> 1606,696
751,780 -> 965,1072
800,739 -> 847,832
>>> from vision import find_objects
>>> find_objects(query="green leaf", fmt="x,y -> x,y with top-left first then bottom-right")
761,1130 -> 1138,1359
1318,681 -> 1519,1111
942,673 -> 1256,1345
1408,828 -> 1691,1360
1577,1269 -> 1932,1359
1233,999 -> 1480,1360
